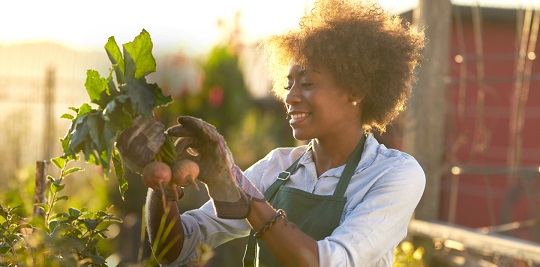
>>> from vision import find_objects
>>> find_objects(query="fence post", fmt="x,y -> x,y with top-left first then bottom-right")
33,160 -> 49,218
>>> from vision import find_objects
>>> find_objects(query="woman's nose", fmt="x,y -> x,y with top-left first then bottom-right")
284,84 -> 301,105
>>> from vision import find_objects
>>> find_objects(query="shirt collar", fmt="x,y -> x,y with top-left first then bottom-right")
297,134 -> 379,178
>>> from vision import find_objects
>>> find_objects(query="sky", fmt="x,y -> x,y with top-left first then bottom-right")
0,0 -> 535,55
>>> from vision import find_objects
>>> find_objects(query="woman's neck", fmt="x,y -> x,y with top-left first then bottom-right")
311,130 -> 364,177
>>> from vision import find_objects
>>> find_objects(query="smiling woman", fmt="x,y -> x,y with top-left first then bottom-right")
116,1 -> 427,266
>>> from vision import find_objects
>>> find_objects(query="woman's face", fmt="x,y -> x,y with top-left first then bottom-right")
284,64 -> 361,141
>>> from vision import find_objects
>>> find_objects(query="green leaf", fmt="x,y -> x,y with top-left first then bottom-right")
48,220 -> 60,232
112,150 -> 127,199
107,77 -> 121,98
105,36 -> 125,84
51,157 -> 67,169
64,167 -> 83,177
67,114 -> 91,152
85,70 -> 110,108
61,113 -> 74,120
120,79 -> 172,118
86,113 -> 105,152
123,29 -> 156,79
68,208 -> 81,218
35,203 -> 50,214
49,212 -> 67,220
51,183 -> 65,194
84,219 -> 97,230
56,195 -> 69,202
78,103 -> 93,115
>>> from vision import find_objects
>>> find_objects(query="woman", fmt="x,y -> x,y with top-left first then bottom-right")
118,0 -> 425,266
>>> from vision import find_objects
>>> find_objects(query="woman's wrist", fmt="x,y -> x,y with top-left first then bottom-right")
247,200 -> 279,231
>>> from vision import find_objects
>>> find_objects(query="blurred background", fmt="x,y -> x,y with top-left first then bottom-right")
1,0 -> 540,266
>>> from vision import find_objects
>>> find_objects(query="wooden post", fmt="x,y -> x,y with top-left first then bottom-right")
33,160 -> 48,218
43,67 -> 55,161
409,219 -> 540,263
403,0 -> 452,220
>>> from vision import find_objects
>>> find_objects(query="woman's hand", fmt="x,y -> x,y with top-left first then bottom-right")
167,116 -> 264,218
116,116 -> 166,174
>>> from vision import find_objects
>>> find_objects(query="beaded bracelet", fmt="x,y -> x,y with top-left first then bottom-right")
254,209 -> 287,239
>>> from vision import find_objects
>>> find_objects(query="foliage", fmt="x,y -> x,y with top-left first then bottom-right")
157,45 -> 251,134
59,29 -> 175,198
0,158 -> 122,266
394,241 -> 425,267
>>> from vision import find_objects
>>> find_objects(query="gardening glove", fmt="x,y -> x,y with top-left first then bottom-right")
116,116 -> 166,174
167,116 -> 265,219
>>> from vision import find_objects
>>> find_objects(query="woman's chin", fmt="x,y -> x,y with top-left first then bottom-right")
292,130 -> 311,141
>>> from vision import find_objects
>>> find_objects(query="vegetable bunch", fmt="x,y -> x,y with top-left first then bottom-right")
60,29 -> 176,197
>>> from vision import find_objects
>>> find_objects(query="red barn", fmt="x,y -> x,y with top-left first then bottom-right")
398,4 -> 540,243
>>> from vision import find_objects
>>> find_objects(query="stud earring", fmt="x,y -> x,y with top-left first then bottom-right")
352,101 -> 358,106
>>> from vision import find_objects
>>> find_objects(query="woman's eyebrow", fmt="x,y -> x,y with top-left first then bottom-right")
287,68 -> 320,79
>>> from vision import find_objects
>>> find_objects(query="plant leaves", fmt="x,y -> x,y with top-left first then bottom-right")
35,203 -> 50,214
123,29 -> 155,79
58,29 -> 173,194
112,150 -> 127,199
105,36 -> 125,84
85,70 -> 111,109
64,167 -> 83,177
120,79 -> 172,118
51,183 -> 65,194
68,208 -> 81,219
83,219 -> 97,231
61,113 -> 74,120
56,195 -> 69,202
51,157 -> 66,169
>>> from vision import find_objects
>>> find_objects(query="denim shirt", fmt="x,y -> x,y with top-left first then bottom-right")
165,134 -> 425,267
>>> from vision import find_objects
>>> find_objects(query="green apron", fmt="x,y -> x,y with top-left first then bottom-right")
243,134 -> 367,267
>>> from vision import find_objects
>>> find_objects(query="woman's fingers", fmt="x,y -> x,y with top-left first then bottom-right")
172,159 -> 201,191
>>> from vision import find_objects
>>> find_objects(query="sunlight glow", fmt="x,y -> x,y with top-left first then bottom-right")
0,0 -> 526,54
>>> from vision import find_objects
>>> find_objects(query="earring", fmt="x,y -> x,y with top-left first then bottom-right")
352,101 -> 358,106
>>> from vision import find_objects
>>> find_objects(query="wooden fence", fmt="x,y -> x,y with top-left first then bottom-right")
408,219 -> 540,266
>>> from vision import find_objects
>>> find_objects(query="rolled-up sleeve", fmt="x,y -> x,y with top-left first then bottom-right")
318,156 -> 426,266
162,151 -> 277,266
162,200 -> 252,266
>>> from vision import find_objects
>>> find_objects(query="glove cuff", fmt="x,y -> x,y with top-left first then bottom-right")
232,165 -> 265,201
213,189 -> 251,219
212,166 -> 266,219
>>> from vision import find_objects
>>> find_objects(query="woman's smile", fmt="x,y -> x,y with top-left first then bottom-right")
288,112 -> 310,125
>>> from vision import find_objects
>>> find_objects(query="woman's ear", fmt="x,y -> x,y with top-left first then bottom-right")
349,94 -> 364,106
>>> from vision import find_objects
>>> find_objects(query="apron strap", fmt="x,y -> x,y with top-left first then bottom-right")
333,133 -> 367,197
264,143 -> 311,202
243,135 -> 366,266
243,144 -> 310,267
243,235 -> 257,267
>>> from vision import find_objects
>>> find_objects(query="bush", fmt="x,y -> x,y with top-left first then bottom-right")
0,158 -> 122,266
394,241 -> 425,267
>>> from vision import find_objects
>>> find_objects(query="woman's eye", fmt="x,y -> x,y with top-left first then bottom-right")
301,83 -> 313,87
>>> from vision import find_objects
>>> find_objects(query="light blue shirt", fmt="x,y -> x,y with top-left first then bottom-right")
165,134 -> 425,266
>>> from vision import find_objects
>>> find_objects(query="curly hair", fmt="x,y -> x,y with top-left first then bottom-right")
259,0 -> 424,132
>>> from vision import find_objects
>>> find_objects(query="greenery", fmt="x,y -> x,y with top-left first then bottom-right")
60,29 -> 176,198
0,158 -> 121,266
394,241 -> 425,267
